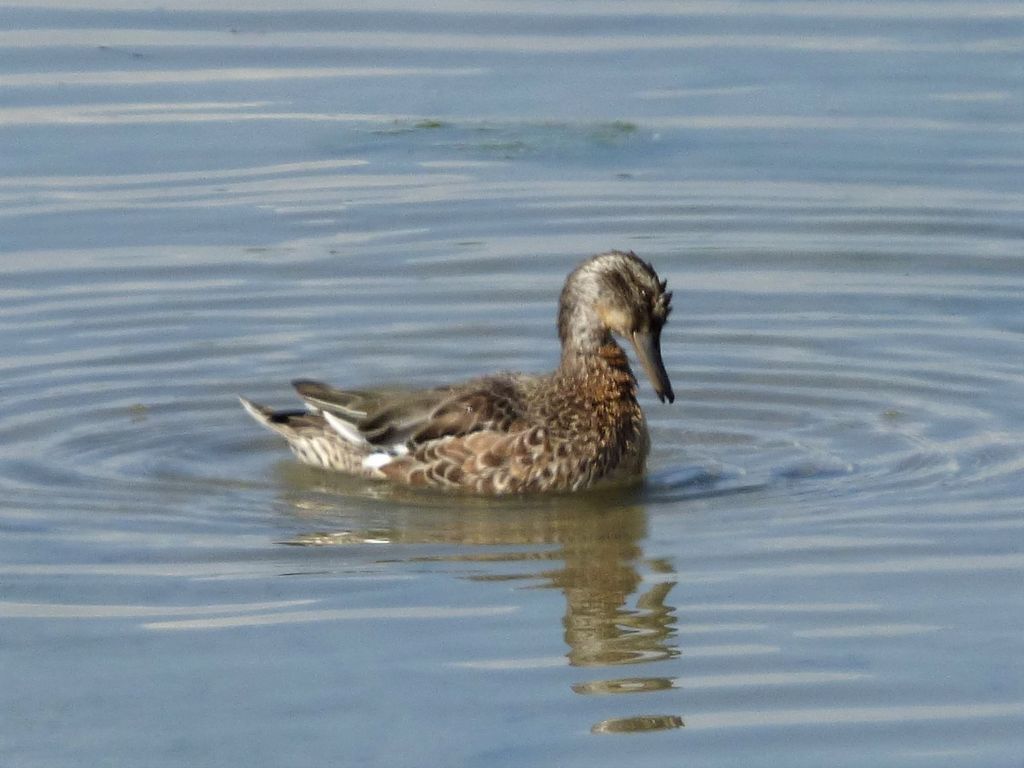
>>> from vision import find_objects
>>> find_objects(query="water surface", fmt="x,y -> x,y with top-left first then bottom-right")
2,2 -> 1023,766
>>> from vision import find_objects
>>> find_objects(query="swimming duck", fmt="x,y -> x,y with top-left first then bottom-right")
240,250 -> 673,494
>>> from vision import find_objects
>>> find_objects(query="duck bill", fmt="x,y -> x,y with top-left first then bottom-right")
630,329 -> 675,404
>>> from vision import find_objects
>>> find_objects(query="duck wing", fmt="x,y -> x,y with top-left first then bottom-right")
292,377 -> 528,451
292,379 -> 435,420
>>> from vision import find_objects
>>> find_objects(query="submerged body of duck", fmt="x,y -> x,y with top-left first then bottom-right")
241,250 -> 674,494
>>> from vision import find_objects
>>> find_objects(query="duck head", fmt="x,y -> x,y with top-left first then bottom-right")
558,250 -> 675,403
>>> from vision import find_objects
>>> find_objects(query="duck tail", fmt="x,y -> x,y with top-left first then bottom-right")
239,396 -> 303,438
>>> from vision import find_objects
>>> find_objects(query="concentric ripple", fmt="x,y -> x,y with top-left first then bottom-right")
2,2 -> 1024,766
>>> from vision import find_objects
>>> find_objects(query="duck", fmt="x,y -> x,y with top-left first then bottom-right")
240,250 -> 674,494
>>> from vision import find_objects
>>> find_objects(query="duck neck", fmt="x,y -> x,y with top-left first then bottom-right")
557,285 -> 638,397
558,311 -> 637,397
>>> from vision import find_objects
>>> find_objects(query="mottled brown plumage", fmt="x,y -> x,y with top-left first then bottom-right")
240,250 -> 674,494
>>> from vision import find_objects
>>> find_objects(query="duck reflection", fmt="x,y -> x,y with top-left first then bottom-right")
276,464 -> 678,670
544,504 -> 677,668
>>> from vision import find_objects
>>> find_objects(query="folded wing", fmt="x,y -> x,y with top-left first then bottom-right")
292,377 -> 528,454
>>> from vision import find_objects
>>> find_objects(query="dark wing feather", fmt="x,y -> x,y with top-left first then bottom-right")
292,379 -> 426,419
292,377 -> 529,450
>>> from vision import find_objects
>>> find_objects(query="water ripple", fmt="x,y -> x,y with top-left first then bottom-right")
2,171 -> 1021,511
2,4 -> 1023,763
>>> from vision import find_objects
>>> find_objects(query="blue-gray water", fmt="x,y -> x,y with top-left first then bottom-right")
2,2 -> 1023,766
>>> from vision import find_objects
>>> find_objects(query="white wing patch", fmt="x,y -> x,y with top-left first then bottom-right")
322,410 -> 370,447
362,452 -> 393,470
321,409 -> 410,472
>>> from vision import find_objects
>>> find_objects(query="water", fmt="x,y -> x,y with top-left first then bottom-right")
2,2 -> 1023,766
